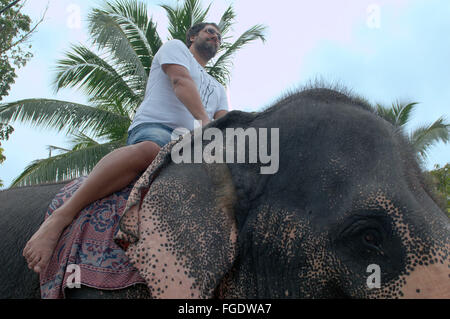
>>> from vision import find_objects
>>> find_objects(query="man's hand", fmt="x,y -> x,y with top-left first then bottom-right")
162,63 -> 210,124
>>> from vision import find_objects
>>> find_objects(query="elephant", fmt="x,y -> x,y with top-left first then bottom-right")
0,87 -> 448,299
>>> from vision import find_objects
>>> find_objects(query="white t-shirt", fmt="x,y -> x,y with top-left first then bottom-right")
128,39 -> 229,132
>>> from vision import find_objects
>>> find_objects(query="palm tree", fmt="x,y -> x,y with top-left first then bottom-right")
0,142 -> 5,187
375,101 -> 449,161
0,0 -> 266,187
0,122 -> 14,187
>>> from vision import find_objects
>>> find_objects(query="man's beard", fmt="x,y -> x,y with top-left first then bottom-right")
194,38 -> 218,61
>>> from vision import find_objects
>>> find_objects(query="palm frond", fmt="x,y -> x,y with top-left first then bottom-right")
410,117 -> 450,159
145,17 -> 163,73
162,0 -> 211,41
54,44 -> 142,109
375,104 -> 395,126
47,145 -> 71,157
0,98 -> 130,135
91,96 -> 129,118
0,122 -> 14,140
69,131 -> 100,151
88,98 -> 131,140
217,5 -> 235,37
393,101 -> 418,127
207,24 -> 267,85
11,140 -> 126,187
96,123 -> 130,141
375,102 -> 418,128
88,0 -> 154,87
0,146 -> 5,164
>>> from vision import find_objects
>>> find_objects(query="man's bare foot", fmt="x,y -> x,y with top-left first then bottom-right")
22,208 -> 74,273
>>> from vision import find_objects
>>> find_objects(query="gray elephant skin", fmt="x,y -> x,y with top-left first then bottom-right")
0,88 -> 448,299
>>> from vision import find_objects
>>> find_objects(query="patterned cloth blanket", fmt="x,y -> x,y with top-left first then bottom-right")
40,176 -> 146,298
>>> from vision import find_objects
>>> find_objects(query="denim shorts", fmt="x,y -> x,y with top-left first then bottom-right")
127,123 -> 174,147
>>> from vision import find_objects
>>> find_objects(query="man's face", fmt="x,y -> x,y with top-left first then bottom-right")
192,25 -> 221,61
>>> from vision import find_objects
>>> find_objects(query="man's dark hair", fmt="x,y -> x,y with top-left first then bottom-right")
186,22 -> 220,48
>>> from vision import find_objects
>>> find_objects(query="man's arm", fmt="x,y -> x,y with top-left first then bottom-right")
162,63 -> 210,126
214,110 -> 228,120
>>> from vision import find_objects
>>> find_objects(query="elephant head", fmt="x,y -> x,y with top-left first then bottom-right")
116,88 -> 449,299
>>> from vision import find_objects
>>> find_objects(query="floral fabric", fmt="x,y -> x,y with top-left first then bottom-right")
39,177 -> 145,299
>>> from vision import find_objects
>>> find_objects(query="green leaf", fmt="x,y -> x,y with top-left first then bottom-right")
0,98 -> 130,135
11,140 -> 126,187
375,101 -> 418,128
393,101 -> 418,127
162,0 -> 211,42
0,122 -> 14,140
54,44 -> 142,111
88,0 -> 156,87
69,131 -> 100,151
207,24 -> 267,85
410,117 -> 449,159
144,17 -> 163,74
217,5 -> 235,37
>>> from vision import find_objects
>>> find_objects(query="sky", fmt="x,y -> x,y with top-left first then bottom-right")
0,0 -> 449,189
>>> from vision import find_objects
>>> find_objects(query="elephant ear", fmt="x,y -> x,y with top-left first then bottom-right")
115,133 -> 239,298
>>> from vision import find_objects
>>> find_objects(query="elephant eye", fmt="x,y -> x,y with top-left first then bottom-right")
362,230 -> 381,249
339,216 -> 387,253
364,233 -> 375,243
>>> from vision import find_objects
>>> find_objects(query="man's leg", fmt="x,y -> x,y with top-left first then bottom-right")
22,141 -> 161,273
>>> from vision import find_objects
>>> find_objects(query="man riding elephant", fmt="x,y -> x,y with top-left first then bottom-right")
22,22 -> 229,274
